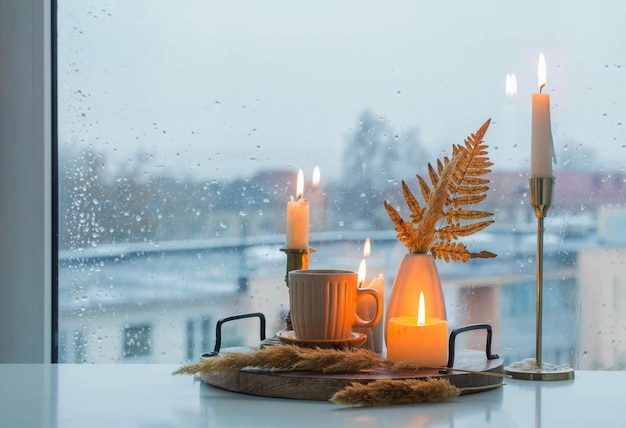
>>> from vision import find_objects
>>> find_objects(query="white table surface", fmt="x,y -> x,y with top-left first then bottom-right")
1,364 -> 623,428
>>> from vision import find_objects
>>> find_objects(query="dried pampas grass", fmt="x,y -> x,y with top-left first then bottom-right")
173,345 -> 420,376
330,378 -> 503,407
174,345 -> 506,407
330,378 -> 461,406
174,345 -> 508,379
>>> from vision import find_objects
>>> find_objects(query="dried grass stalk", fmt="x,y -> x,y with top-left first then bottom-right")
173,346 -> 414,376
173,345 -> 509,379
330,378 -> 504,407
174,346 -> 507,407
330,378 -> 461,406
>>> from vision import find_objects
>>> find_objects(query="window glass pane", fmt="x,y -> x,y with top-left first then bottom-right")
123,325 -> 152,359
57,1 -> 626,368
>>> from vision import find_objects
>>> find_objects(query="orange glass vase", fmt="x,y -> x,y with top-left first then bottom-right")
384,253 -> 447,345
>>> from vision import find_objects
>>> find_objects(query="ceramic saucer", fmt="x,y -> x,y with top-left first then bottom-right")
276,330 -> 367,349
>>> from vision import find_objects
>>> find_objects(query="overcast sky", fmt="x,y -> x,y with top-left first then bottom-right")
57,1 -> 626,182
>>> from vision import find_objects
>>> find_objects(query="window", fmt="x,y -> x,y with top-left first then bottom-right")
185,319 -> 195,361
123,325 -> 152,359
56,1 -> 626,368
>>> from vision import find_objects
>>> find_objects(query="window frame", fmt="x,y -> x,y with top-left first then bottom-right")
0,0 -> 53,363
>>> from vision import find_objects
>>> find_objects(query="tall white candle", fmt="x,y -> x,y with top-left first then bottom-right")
531,53 -> 555,178
286,169 -> 309,249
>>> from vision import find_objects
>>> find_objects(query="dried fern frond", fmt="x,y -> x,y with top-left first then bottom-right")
431,241 -> 472,263
456,184 -> 490,195
428,163 -> 439,187
469,250 -> 498,259
446,207 -> 493,222
411,153 -> 460,254
384,119 -> 497,262
417,175 -> 431,204
402,181 -> 424,224
438,220 -> 494,241
384,201 -> 420,253
452,194 -> 487,207
461,176 -> 490,186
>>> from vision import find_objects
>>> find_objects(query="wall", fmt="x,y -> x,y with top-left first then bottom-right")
0,0 -> 51,362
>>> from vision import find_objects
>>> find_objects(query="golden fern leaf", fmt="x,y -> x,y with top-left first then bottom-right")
436,158 -> 446,175
412,153 -> 460,254
383,119 -> 496,262
426,154 -> 459,215
446,208 -> 493,222
428,163 -> 439,187
455,185 -> 490,195
470,250 -> 497,259
401,181 -> 424,224
461,168 -> 492,177
438,220 -> 495,240
416,174 -> 431,203
452,194 -> 487,206
384,201 -> 418,250
383,201 -> 404,229
461,176 -> 490,186
430,241 -> 472,263
397,221 -> 420,253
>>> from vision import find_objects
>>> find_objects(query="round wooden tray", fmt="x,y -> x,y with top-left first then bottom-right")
200,349 -> 504,401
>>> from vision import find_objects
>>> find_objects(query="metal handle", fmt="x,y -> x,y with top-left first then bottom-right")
202,312 -> 266,358
442,323 -> 499,372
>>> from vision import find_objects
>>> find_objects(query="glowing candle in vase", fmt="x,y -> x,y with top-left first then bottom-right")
387,291 -> 448,366
531,53 -> 556,178
286,169 -> 309,249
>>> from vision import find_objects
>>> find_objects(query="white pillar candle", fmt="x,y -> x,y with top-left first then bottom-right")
363,274 -> 385,353
356,257 -> 385,353
531,53 -> 555,178
286,169 -> 309,249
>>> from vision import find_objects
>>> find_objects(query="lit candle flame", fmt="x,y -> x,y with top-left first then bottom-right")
312,166 -> 320,188
358,259 -> 366,287
417,291 -> 425,326
296,169 -> 304,199
363,237 -> 371,257
538,53 -> 547,91
505,73 -> 517,97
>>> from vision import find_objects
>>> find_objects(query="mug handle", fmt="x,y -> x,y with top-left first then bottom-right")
353,288 -> 382,328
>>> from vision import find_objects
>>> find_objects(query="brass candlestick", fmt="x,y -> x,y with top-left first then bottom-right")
260,247 -> 315,347
280,247 -> 315,331
505,177 -> 574,380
